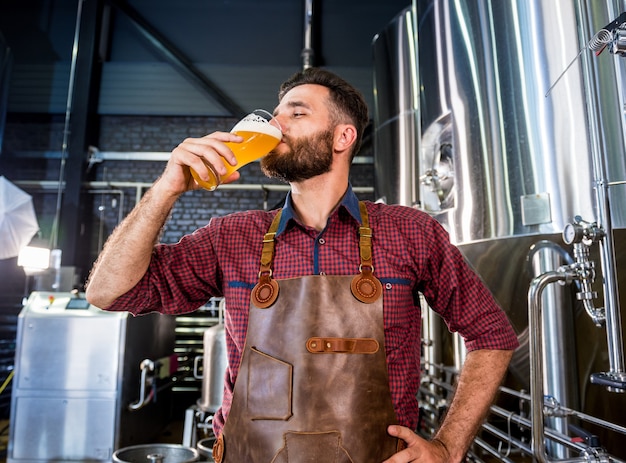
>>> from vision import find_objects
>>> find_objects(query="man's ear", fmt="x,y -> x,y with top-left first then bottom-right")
334,124 -> 357,153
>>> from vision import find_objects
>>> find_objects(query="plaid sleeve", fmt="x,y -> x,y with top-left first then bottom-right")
104,221 -> 222,316
420,219 -> 519,351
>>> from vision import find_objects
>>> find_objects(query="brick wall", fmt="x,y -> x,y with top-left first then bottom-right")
1,114 -> 375,283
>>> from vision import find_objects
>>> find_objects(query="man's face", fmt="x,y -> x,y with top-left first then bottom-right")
260,84 -> 336,183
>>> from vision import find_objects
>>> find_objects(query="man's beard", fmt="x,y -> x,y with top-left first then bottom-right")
260,128 -> 334,183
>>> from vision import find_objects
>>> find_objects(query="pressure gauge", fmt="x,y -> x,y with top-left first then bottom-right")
563,222 -> 582,245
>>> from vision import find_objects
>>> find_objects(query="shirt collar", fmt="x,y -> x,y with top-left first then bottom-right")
276,183 -> 362,235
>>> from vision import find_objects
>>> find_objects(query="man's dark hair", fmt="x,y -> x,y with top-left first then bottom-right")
278,68 -> 370,159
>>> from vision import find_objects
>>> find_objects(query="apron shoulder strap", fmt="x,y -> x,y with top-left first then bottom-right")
251,210 -> 282,308
352,201 -> 383,304
358,201 -> 374,267
260,209 -> 282,268
251,202 -> 382,306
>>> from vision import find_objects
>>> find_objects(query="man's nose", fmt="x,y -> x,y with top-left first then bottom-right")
272,114 -> 287,133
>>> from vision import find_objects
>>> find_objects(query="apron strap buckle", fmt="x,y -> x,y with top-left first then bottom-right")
351,203 -> 383,304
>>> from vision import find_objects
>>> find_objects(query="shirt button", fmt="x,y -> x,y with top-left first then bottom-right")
318,238 -> 326,245
385,283 -> 393,290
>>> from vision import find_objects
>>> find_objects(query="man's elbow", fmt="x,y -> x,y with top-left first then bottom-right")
84,281 -> 115,309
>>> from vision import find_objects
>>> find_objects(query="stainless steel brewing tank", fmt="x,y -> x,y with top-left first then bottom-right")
373,0 -> 626,453
8,291 -> 177,463
374,1 -> 626,234
374,0 -> 626,337
372,7 -> 420,208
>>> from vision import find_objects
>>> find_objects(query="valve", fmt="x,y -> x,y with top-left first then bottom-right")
562,216 -> 605,246
562,217 -> 605,326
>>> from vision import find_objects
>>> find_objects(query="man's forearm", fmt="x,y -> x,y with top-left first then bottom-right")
85,182 -> 180,308
433,349 -> 514,462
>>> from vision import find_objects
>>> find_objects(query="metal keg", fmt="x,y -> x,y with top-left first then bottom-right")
196,436 -> 216,462
112,444 -> 199,463
196,321 -> 227,413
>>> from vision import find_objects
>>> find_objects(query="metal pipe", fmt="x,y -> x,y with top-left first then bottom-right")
529,270 -> 569,462
421,361 -> 626,459
50,0 -> 84,251
452,332 -> 466,371
531,243 -> 579,458
87,189 -> 126,250
421,298 -> 443,376
14,180 -> 374,195
128,359 -> 155,411
87,189 -> 125,225
10,150 -> 374,164
420,389 -> 593,459
422,381 -> 589,455
529,269 -> 584,463
420,391 -> 607,459
489,405 -> 591,454
301,0 -> 314,69
496,388 -> 626,437
477,425 -> 532,459
576,0 -> 626,387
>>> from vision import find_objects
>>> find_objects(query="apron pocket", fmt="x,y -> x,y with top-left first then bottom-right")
248,346 -> 293,420
271,431 -> 353,463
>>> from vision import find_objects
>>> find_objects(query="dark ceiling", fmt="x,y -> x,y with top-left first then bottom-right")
0,0 -> 412,117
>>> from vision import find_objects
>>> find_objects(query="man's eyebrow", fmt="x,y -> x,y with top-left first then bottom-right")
287,100 -> 311,109
274,100 -> 312,116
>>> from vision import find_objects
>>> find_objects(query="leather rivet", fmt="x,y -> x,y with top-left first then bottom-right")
256,283 -> 273,302
311,342 -> 317,348
326,342 -> 331,348
351,273 -> 383,304
252,278 -> 279,308
358,279 -> 375,296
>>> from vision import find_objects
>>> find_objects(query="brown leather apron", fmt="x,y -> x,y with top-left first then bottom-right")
214,202 -> 401,462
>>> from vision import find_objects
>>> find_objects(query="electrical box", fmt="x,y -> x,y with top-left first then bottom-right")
8,291 -> 177,463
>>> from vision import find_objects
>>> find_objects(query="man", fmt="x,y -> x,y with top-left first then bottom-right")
86,68 -> 519,462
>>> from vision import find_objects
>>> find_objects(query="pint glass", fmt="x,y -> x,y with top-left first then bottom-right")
190,109 -> 282,191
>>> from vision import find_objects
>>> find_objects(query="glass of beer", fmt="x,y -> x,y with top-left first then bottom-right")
190,109 -> 282,191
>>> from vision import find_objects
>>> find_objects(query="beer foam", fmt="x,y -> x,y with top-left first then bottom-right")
231,119 -> 282,139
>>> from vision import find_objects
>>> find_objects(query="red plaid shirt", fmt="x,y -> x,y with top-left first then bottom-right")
106,185 -> 519,435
